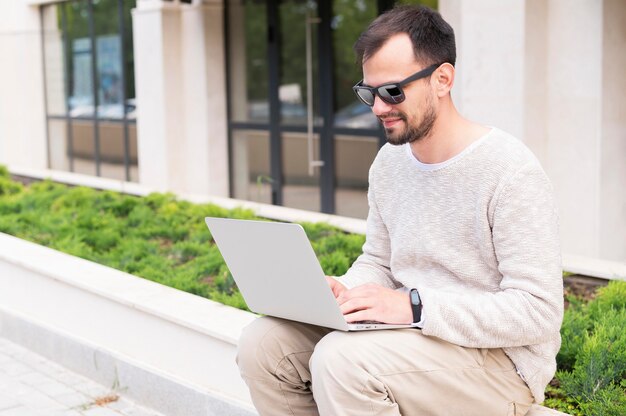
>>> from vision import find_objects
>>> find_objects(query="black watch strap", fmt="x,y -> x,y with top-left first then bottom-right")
409,288 -> 422,324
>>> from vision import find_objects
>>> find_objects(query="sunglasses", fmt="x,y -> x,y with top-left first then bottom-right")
352,63 -> 441,107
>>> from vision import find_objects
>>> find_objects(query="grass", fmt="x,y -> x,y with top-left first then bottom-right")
0,166 -> 364,311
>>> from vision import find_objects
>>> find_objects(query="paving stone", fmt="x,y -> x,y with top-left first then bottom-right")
2,362 -> 32,377
0,394 -> 20,411
121,406 -> 161,416
53,392 -> 93,409
74,383 -> 113,400
33,381 -> 77,398
0,373 -> 12,390
0,353 -> 13,365
0,338 -> 166,416
54,371 -> 87,387
17,371 -> 56,387
83,407 -> 124,416
19,390 -> 64,411
47,411 -> 84,416
5,381 -> 39,398
106,398 -> 133,413
0,406 -> 45,416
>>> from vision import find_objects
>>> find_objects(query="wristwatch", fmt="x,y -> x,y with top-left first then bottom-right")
409,288 -> 422,324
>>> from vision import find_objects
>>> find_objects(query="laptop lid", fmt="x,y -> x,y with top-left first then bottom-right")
205,217 -> 413,331
205,217 -> 351,331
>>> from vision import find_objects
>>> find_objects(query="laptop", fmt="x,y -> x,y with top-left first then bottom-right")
205,217 -> 413,331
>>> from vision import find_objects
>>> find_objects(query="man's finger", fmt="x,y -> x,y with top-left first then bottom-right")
343,309 -> 373,323
339,297 -> 373,315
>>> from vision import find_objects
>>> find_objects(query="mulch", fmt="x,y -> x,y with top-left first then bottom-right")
563,274 -> 609,308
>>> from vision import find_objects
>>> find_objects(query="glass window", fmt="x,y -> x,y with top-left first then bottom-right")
94,0 -> 123,119
334,135 -> 378,218
48,119 -> 70,171
231,130 -> 272,204
332,0 -> 378,129
278,0 -> 319,127
71,119 -> 97,176
42,0 -> 138,182
228,0 -> 269,123
64,0 -> 95,118
42,5 -> 67,116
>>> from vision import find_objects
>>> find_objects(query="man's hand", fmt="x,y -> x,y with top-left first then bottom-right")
336,283 -> 413,324
326,276 -> 347,298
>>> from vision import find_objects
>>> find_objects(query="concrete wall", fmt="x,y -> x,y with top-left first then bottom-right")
600,0 -> 626,262
1,0 -> 624,262
0,0 -> 48,170
133,0 -> 229,197
440,0 -> 625,263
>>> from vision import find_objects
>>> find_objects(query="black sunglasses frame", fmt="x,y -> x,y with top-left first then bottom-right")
352,63 -> 442,107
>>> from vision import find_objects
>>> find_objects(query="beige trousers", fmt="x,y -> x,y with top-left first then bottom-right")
236,317 -> 534,416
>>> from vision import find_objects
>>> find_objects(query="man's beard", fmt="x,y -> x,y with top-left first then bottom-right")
379,104 -> 436,146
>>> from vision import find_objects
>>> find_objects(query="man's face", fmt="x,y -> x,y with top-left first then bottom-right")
362,34 -> 437,145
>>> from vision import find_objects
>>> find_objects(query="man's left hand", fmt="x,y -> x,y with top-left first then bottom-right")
336,283 -> 413,324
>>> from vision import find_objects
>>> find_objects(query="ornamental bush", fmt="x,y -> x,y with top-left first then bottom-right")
0,169 -> 363,309
546,281 -> 626,415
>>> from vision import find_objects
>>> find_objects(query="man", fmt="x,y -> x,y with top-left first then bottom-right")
237,5 -> 563,416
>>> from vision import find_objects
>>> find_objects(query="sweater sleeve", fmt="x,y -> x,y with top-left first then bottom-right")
419,162 -> 564,348
338,164 -> 398,290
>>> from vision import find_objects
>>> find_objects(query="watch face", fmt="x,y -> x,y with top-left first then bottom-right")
410,289 -> 420,305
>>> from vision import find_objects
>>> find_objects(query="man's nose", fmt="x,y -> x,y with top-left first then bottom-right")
371,96 -> 393,116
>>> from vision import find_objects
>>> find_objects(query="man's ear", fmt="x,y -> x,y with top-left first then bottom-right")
433,63 -> 455,97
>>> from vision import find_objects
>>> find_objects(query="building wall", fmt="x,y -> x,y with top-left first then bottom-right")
1,0 -> 624,262
0,0 -> 48,170
600,0 -> 626,262
440,0 -> 625,262
133,0 -> 229,196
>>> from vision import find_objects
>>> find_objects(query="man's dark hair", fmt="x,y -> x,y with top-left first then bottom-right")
354,5 -> 456,67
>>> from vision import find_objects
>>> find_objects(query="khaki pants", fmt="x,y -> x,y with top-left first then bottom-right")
236,317 -> 534,416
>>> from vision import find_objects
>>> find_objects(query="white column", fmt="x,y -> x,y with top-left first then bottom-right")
0,0 -> 47,170
439,0 -> 526,139
227,0 -> 251,200
545,0 -> 603,259
132,0 -> 229,197
600,0 -> 626,262
440,0 -> 625,262
522,0 -> 549,165
180,0 -> 229,197
132,0 -> 183,192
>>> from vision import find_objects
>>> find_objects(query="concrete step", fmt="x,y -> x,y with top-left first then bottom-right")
528,404 -> 570,415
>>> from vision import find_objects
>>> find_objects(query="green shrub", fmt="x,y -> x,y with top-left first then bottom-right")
553,281 -> 626,414
0,177 -> 23,196
0,172 -> 365,313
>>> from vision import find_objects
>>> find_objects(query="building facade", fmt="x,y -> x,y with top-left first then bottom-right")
0,0 -> 624,263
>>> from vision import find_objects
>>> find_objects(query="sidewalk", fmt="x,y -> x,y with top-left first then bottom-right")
0,337 -> 165,416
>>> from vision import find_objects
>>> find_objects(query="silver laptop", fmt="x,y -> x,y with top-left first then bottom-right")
205,217 -> 412,331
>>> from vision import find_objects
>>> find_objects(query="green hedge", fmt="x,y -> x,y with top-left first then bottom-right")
0,167 -> 363,310
546,281 -> 626,415
1,166 -> 625,413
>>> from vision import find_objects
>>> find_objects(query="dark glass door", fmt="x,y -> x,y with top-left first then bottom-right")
227,0 -> 433,217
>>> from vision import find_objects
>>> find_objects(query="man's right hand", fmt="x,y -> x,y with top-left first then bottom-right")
325,276 -> 347,299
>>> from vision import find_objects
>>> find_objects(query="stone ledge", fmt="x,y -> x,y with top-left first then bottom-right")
0,231 -> 257,415
528,404 -> 570,415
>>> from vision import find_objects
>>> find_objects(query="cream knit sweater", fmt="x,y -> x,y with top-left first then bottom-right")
339,128 -> 564,403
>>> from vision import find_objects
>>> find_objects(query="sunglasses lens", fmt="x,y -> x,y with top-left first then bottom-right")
355,88 -> 375,106
379,85 -> 404,104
